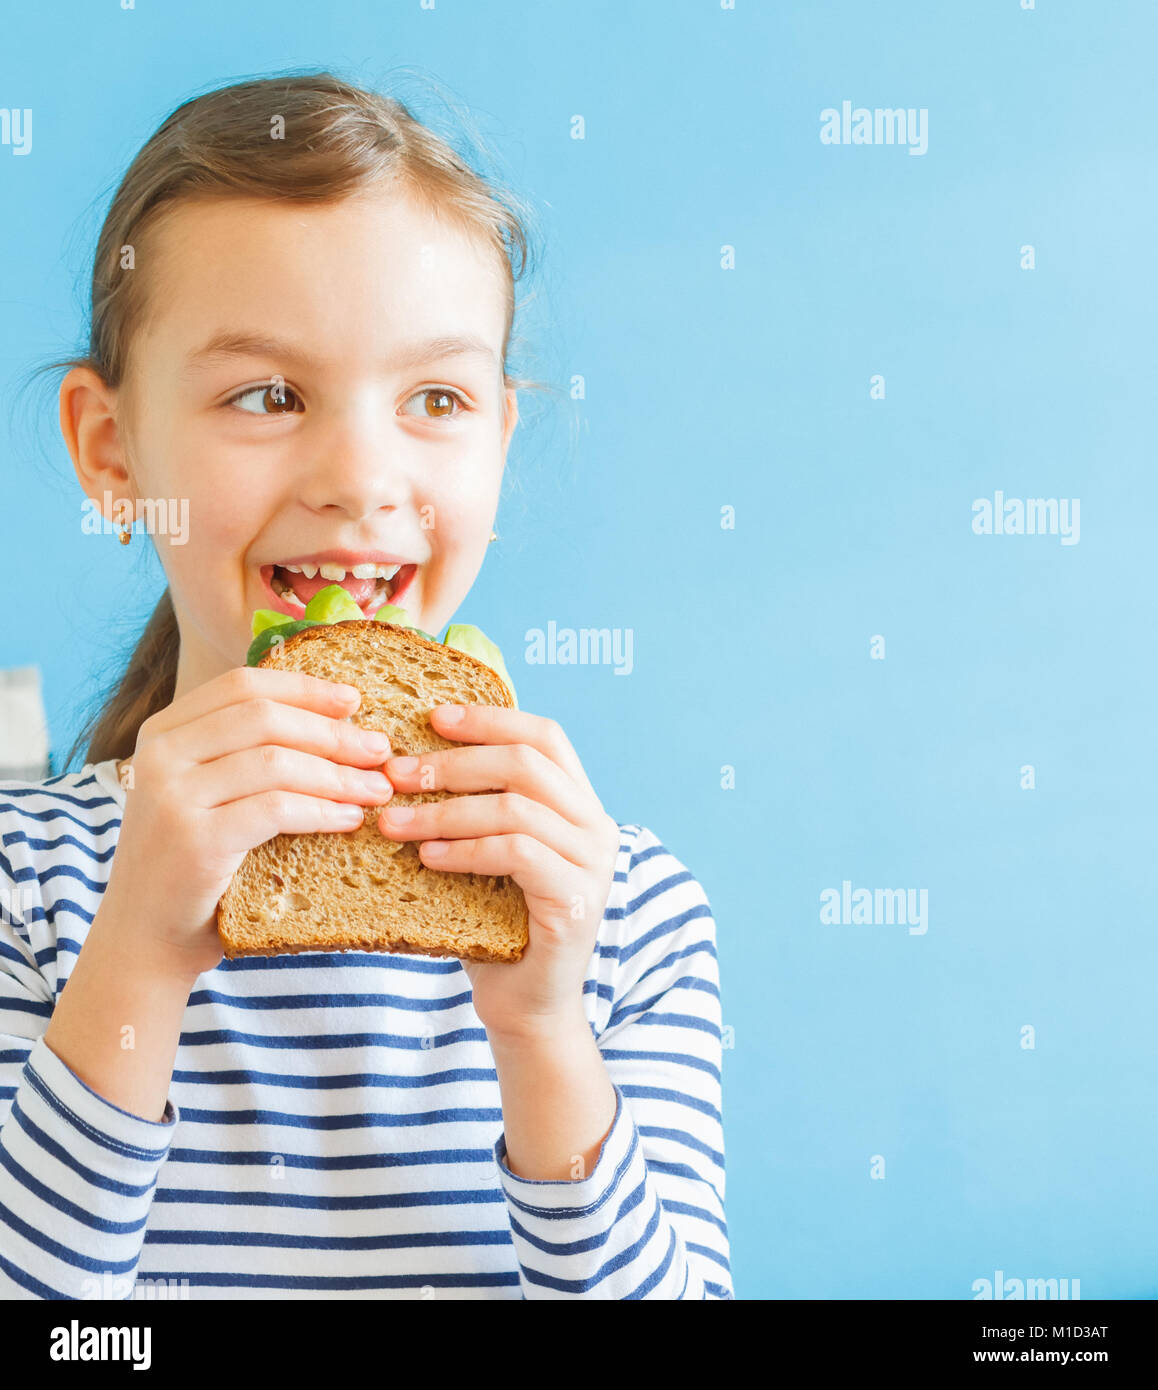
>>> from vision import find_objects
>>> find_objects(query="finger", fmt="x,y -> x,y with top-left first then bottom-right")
187,744 -> 394,812
412,831 -> 569,901
379,792 -> 589,868
384,742 -> 591,829
163,695 -> 393,775
210,790 -> 371,859
428,704 -> 595,794
141,665 -> 362,738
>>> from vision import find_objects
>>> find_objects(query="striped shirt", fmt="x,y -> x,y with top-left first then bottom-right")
0,760 -> 731,1299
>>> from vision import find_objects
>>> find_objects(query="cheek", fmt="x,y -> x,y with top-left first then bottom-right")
186,459 -> 276,551
421,456 -> 503,537
155,466 -> 272,601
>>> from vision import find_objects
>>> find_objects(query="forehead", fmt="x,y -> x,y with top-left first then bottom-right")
138,188 -> 506,366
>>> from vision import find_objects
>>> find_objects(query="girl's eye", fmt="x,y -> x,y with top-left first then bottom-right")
224,384 -> 467,420
226,382 -> 303,415
401,387 -> 469,420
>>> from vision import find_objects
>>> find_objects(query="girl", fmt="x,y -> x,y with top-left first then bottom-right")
0,72 -> 731,1300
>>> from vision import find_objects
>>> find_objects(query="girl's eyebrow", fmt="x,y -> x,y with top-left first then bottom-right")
181,330 -> 496,377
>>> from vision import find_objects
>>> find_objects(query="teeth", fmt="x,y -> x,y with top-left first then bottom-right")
270,573 -> 306,605
274,561 -> 402,582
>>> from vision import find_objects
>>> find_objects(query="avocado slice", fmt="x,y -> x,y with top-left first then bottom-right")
246,619 -> 320,667
443,624 -> 518,707
251,608 -> 296,639
303,583 -> 365,624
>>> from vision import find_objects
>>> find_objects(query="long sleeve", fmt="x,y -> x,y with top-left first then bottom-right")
493,825 -> 732,1299
0,853 -> 179,1300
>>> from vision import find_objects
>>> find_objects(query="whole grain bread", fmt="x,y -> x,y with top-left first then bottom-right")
215,621 -> 529,964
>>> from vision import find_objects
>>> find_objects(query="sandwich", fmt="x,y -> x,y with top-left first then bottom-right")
215,585 -> 529,964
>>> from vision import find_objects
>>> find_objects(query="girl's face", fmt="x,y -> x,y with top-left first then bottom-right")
75,186 -> 517,701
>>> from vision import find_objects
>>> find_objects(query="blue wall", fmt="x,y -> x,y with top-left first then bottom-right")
1,0 -> 1154,1298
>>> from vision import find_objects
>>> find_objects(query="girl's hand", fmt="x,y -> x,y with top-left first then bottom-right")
380,705 -> 621,1041
106,667 -> 396,981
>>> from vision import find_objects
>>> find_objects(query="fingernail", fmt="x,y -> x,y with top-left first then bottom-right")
389,755 -> 419,774
384,805 -> 415,823
361,730 -> 391,754
437,704 -> 466,724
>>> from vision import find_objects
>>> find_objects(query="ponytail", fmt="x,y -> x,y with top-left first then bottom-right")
64,589 -> 178,769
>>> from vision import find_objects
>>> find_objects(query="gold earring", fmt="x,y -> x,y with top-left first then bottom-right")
488,530 -> 497,543
116,502 -> 133,545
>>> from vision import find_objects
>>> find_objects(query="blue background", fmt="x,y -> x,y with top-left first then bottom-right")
1,0 -> 1154,1299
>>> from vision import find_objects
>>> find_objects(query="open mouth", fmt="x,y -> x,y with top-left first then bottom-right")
258,562 -> 419,619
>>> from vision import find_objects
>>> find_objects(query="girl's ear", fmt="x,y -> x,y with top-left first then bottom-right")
59,365 -> 137,518
501,385 -> 519,455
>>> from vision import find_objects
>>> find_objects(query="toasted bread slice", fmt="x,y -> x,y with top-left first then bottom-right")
216,621 -> 529,964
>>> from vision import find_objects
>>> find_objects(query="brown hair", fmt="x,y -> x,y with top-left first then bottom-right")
34,69 -> 548,772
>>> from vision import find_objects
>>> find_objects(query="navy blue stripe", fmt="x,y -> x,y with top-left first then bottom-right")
627,937 -> 720,987
221,951 -> 464,975
151,1185 -> 506,1211
0,1245 -> 70,1299
614,904 -> 716,964
508,1171 -> 648,1256
659,1197 -> 728,1237
129,1268 -> 520,1291
600,1046 -> 721,1082
641,1156 -> 723,1191
604,868 -> 697,922
164,1145 -> 500,1172
188,985 -> 477,1011
176,1025 -> 492,1050
5,1096 -> 158,1197
0,784 -> 120,812
628,1084 -> 724,1125
15,833 -> 117,864
0,997 -> 52,1020
170,1064 -> 500,1090
0,1144 -> 147,1235
23,1065 -> 173,1161
143,1226 -> 513,1251
605,974 -> 721,1031
174,1103 -> 503,1129
0,941 -> 40,973
626,1217 -> 679,1298
0,1198 -> 141,1274
685,1239 -> 731,1273
518,1181 -> 664,1295
27,862 -> 109,896
618,1010 -> 720,1038
0,804 -> 121,833
0,846 -> 37,886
